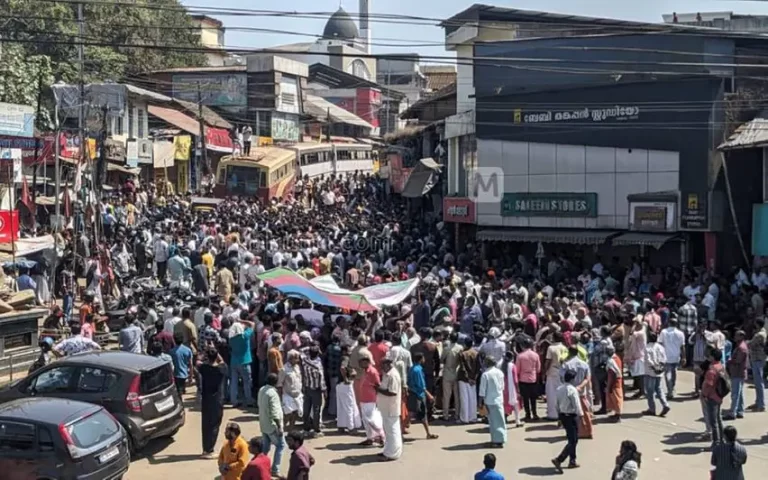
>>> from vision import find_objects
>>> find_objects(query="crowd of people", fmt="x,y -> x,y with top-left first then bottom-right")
29,170 -> 764,480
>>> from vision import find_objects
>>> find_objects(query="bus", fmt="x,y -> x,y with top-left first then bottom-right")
214,147 -> 296,201
291,142 -> 375,179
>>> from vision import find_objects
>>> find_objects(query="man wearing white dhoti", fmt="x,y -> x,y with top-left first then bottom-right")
335,365 -> 361,431
545,333 -> 568,420
278,350 -> 303,430
376,358 -> 402,461
356,357 -> 384,445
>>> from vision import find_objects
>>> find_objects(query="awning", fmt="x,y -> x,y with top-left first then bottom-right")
611,232 -> 680,249
148,105 -> 233,153
402,158 -> 441,198
107,163 -> 141,175
304,95 -> 374,129
477,229 -> 618,245
148,105 -> 199,135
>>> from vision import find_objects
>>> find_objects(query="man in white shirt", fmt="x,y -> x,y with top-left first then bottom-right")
479,357 -> 507,447
643,332 -> 670,417
154,235 -> 169,281
659,318 -> 686,398
552,370 -> 583,473
683,280 -> 701,302
163,307 -> 181,334
376,358 -> 402,461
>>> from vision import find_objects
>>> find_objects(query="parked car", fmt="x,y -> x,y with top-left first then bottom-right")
0,351 -> 184,453
0,397 -> 129,480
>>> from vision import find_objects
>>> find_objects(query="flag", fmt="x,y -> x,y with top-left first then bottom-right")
21,175 -> 35,213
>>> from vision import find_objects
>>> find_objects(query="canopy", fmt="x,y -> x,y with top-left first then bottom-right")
309,275 -> 420,307
257,268 -> 377,311
477,229 -> 618,245
611,232 -> 680,249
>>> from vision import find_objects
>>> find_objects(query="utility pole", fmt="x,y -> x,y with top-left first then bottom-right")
197,82 -> 208,192
31,70 -> 44,212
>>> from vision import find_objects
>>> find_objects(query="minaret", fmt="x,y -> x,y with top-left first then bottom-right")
359,0 -> 371,53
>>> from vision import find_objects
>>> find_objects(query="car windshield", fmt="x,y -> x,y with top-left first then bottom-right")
68,411 -> 119,449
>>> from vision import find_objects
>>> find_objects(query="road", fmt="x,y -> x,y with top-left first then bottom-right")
126,370 -> 768,479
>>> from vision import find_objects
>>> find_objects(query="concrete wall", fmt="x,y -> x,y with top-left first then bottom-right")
476,140 -> 680,228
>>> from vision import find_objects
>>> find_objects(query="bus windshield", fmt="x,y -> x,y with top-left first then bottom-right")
226,165 -> 262,195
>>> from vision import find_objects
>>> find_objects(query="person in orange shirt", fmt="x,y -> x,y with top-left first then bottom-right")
218,422 -> 249,480
79,294 -> 94,326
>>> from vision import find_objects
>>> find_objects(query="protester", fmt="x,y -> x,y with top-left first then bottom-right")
612,440 -> 642,480
286,431 -> 315,480
475,453 -> 504,480
552,370 -> 582,473
218,422 -> 249,480
278,350 -> 303,430
198,348 -> 228,458
357,356 -> 385,445
711,426 -> 747,480
377,357 -> 403,461
408,352 -> 439,440
242,436 -> 272,480
257,373 -> 285,477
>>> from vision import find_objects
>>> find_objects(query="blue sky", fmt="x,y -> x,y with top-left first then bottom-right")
181,0 -> 768,58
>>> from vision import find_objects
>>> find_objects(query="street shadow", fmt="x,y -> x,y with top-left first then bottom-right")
518,466 -> 559,477
442,442 -> 491,451
320,442 -> 367,452
663,446 -> 709,456
662,431 -> 705,446
524,436 -> 566,444
329,453 -> 385,466
466,427 -> 487,434
742,434 -> 768,446
229,415 -> 258,423
132,437 -> 175,460
525,424 -> 560,432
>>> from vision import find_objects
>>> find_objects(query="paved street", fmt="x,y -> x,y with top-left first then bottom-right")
127,371 -> 768,479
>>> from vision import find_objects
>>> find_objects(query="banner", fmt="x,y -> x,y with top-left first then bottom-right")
0,211 -> 20,243
309,275 -> 420,307
257,268 -> 377,311
177,160 -> 189,194
174,135 -> 191,161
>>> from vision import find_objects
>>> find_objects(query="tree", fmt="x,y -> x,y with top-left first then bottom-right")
0,0 -> 207,84
0,43 -> 55,129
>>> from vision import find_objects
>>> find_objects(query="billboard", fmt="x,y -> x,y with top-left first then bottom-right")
172,74 -> 247,107
0,102 -> 35,138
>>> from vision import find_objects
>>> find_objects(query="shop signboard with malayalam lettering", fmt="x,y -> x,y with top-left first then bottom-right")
501,193 -> 598,217
443,197 -> 476,224
680,191 -> 709,230
629,201 -> 676,232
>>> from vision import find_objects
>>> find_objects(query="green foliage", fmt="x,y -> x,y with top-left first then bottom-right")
0,0 -> 206,114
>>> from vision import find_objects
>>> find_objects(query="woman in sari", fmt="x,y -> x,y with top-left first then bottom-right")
605,345 -> 624,422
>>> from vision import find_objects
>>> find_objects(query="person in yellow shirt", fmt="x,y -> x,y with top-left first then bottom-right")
218,422 -> 249,480
201,247 -> 215,279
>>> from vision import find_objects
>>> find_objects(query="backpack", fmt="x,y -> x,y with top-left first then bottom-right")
715,366 -> 731,399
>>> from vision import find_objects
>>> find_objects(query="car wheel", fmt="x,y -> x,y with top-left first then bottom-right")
128,435 -> 145,456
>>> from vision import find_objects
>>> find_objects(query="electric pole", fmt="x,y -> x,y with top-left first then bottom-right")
197,81 -> 208,192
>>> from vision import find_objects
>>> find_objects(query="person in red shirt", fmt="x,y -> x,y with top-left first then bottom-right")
368,330 -> 390,375
241,436 -> 272,480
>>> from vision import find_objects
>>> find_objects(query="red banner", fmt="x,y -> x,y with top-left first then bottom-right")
443,197 -> 476,224
0,211 -> 20,243
205,127 -> 234,153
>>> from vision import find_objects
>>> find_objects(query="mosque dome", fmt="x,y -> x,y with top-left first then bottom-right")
322,7 -> 359,41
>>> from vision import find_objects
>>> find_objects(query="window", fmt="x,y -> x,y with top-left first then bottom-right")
0,421 -> 35,453
38,426 -> 55,452
281,92 -> 296,106
77,367 -> 119,393
115,114 -> 124,136
30,366 -> 76,394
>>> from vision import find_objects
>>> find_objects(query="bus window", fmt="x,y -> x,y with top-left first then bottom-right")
260,170 -> 266,187
227,166 -> 260,195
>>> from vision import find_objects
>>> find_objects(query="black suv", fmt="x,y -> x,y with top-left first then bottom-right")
0,397 -> 129,480
0,351 -> 185,453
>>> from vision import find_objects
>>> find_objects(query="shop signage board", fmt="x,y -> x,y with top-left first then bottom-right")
443,197 -> 476,224
126,139 -> 139,168
680,191 -> 709,230
501,193 -> 598,217
630,204 -> 671,231
0,103 -> 35,137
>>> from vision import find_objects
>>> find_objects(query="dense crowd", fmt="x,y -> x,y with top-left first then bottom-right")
25,170 -> 763,480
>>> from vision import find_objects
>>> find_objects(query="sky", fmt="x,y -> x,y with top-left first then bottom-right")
180,0 -> 768,61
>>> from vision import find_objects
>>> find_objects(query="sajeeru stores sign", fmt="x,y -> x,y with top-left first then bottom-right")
501,193 -> 598,217
514,105 -> 640,124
